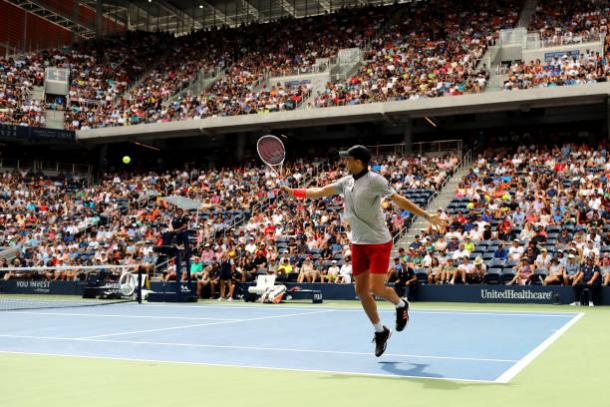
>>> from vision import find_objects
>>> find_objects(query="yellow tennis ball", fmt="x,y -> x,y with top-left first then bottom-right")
122,155 -> 131,164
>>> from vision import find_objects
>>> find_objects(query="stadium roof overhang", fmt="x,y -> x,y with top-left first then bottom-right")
67,0 -> 416,35
76,82 -> 610,143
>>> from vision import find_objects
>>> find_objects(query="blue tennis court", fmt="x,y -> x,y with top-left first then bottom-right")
0,303 -> 582,383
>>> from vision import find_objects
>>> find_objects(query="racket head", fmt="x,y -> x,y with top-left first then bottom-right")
257,134 -> 286,173
119,272 -> 136,296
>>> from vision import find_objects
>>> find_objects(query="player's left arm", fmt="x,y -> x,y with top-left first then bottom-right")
388,192 -> 446,229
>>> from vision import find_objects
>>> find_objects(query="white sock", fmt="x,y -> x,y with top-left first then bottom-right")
396,299 -> 406,308
373,322 -> 384,333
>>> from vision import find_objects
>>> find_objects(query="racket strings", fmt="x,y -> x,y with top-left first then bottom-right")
257,136 -> 286,167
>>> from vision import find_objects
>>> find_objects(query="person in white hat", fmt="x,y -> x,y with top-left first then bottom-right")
563,253 -> 580,285
469,256 -> 487,284
336,255 -> 353,284
325,260 -> 341,283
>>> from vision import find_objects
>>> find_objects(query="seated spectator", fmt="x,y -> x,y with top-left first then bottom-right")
534,247 -> 552,270
468,256 -> 487,284
507,257 -> 535,286
324,260 -> 341,283
438,258 -> 456,285
582,240 -> 600,260
571,256 -> 601,306
276,257 -> 294,282
426,256 -> 442,284
544,258 -> 563,286
391,262 -> 418,301
336,256 -> 353,284
197,262 -> 220,298
452,256 -> 471,284
563,253 -> 581,286
493,242 -> 508,261
297,257 -> 321,283
508,239 -> 525,261
557,229 -> 572,247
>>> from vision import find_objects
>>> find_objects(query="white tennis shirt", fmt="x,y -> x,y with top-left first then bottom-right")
331,171 -> 395,245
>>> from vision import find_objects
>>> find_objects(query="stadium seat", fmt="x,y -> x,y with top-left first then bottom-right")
484,267 -> 503,285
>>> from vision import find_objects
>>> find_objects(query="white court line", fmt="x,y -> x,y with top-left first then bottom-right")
0,350 -> 498,384
0,334 -> 517,363
7,311 -> 239,322
79,309 -> 335,339
494,312 -> 584,384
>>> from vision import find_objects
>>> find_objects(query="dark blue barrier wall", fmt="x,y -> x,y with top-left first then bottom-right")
0,280 -> 83,295
2,280 -> 609,305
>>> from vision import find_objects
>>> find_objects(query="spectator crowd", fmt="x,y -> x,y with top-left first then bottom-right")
4,1 -> 608,130
0,151 -> 459,300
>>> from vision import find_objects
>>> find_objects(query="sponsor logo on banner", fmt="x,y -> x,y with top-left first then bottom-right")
15,280 -> 51,293
481,288 -> 553,301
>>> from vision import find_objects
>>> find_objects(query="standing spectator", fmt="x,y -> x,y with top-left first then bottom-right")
217,254 -> 233,300
601,253 -> 610,287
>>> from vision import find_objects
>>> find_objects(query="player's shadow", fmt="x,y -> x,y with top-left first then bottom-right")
322,362 -> 505,390
377,361 -> 495,390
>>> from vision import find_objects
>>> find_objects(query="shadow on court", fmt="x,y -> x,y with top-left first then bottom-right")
321,361 -> 506,391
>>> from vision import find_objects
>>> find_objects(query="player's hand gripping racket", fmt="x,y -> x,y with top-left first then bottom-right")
257,134 -> 286,186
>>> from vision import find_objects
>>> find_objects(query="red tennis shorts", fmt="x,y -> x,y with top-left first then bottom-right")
351,240 -> 393,277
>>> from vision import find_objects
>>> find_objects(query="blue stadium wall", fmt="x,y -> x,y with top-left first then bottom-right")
2,281 -> 610,305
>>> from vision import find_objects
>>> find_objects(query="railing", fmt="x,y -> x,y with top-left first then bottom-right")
368,139 -> 463,158
265,64 -> 330,78
0,159 -> 92,177
389,145 -> 472,244
524,32 -> 603,50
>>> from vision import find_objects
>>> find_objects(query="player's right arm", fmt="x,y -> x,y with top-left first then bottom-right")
281,184 -> 338,199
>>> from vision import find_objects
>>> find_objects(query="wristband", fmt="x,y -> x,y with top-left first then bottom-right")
293,189 -> 306,199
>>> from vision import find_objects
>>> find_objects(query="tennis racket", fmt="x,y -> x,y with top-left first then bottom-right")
257,134 -> 286,179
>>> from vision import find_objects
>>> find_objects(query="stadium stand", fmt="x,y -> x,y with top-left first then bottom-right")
528,0 -> 609,47
0,152 -> 458,298
500,52 -> 610,90
412,142 -> 610,288
2,1 -> 610,131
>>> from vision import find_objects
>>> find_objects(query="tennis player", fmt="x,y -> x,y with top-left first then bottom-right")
282,145 -> 445,356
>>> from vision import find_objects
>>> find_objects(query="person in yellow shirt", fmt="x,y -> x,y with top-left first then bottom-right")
276,257 -> 293,282
464,237 -> 475,253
